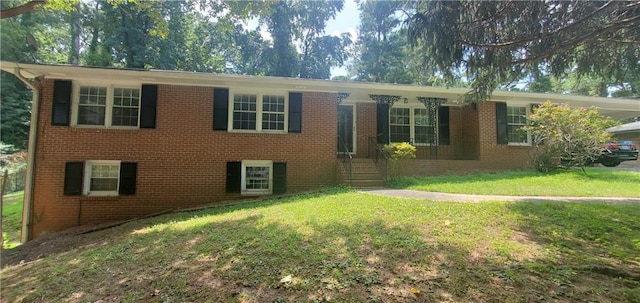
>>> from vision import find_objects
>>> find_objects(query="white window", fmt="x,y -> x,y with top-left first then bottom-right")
230,92 -> 287,132
507,106 -> 530,145
390,108 -> 410,143
390,106 -> 435,145
74,84 -> 140,128
84,160 -> 121,196
241,160 -> 273,195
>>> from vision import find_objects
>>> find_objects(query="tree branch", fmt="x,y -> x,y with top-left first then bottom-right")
456,1 -> 617,49
0,0 -> 46,19
509,16 -> 640,65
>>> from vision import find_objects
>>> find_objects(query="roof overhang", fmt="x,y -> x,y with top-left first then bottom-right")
2,61 -> 639,119
606,121 -> 640,134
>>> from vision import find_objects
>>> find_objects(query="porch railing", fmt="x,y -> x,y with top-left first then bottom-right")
337,135 -> 352,185
368,136 -> 389,181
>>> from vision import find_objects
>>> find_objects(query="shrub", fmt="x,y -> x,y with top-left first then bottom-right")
383,142 -> 416,160
527,101 -> 618,172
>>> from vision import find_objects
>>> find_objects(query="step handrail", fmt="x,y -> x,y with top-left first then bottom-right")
368,137 -> 389,181
337,135 -> 353,185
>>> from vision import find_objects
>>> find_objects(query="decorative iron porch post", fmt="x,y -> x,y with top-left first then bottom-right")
417,97 -> 446,159
336,92 -> 350,105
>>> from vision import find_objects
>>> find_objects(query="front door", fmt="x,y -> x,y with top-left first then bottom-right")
337,105 -> 354,154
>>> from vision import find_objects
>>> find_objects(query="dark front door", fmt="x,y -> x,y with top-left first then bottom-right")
337,105 -> 354,154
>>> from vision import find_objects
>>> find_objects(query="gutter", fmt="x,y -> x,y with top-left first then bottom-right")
12,67 -> 39,242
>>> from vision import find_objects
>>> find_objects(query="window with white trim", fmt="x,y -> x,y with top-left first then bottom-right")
390,108 -> 410,143
241,160 -> 273,195
507,106 -> 530,145
230,92 -> 287,132
390,106 -> 435,145
84,160 -> 120,196
75,84 -> 140,128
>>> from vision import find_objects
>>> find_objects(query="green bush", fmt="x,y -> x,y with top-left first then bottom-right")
383,142 -> 416,160
527,101 -> 618,172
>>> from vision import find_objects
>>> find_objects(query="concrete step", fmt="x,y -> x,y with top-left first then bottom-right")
346,179 -> 387,188
338,158 -> 386,187
349,172 -> 384,180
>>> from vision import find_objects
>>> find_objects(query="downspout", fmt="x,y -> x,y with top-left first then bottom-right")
13,67 -> 39,243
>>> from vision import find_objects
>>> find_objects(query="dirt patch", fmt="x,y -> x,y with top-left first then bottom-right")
1,222 -> 123,267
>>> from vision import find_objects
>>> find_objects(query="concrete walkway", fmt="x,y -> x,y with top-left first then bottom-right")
358,188 -> 640,204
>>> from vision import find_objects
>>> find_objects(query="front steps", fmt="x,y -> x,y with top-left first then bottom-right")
338,158 -> 386,188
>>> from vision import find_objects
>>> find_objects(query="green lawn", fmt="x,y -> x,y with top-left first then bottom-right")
2,191 -> 23,249
389,168 -> 640,197
2,188 -> 639,302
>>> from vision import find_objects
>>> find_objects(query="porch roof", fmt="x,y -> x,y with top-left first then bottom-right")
2,61 -> 639,119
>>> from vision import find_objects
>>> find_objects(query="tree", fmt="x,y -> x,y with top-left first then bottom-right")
215,0 -> 346,78
407,0 -> 640,103
0,73 -> 31,150
352,0 -> 414,84
1,4 -> 36,149
527,102 -> 619,172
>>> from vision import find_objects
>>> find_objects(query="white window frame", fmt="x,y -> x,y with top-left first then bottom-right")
83,160 -> 121,196
241,160 -> 273,195
507,105 -> 531,146
390,105 -> 435,146
71,81 -> 142,129
228,90 -> 288,133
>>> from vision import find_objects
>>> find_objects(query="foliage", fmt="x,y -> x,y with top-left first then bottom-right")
527,102 -> 619,172
406,1 -> 640,103
351,0 -> 422,84
382,142 -> 416,160
2,189 -> 639,302
1,191 -> 24,249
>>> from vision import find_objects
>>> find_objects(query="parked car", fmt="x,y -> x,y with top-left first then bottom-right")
594,140 -> 639,167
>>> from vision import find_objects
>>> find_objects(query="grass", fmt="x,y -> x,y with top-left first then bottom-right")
2,187 -> 639,302
389,168 -> 640,197
2,191 -> 23,249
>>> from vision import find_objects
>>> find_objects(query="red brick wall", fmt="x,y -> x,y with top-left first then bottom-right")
31,80 -> 338,237
460,105 -> 481,160
356,103 -> 376,157
477,102 -> 534,170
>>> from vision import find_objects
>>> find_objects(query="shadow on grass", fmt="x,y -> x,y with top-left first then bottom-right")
0,187 -> 350,267
507,202 -> 640,261
3,192 -> 640,302
0,208 -> 528,302
506,201 -> 640,301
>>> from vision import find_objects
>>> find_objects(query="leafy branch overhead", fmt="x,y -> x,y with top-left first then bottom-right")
406,0 -> 640,103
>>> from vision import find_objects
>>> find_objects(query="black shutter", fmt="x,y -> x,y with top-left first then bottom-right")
376,103 -> 389,144
288,92 -> 302,133
140,85 -> 158,128
530,103 -> 539,114
119,162 -> 137,195
273,162 -> 287,194
52,80 -> 72,126
226,161 -> 241,193
496,102 -> 508,144
438,106 -> 450,145
64,162 -> 83,195
213,88 -> 229,130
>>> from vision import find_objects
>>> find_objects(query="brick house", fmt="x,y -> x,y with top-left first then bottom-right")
2,61 -> 639,241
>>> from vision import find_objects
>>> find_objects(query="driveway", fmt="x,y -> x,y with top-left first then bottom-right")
359,189 -> 640,204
